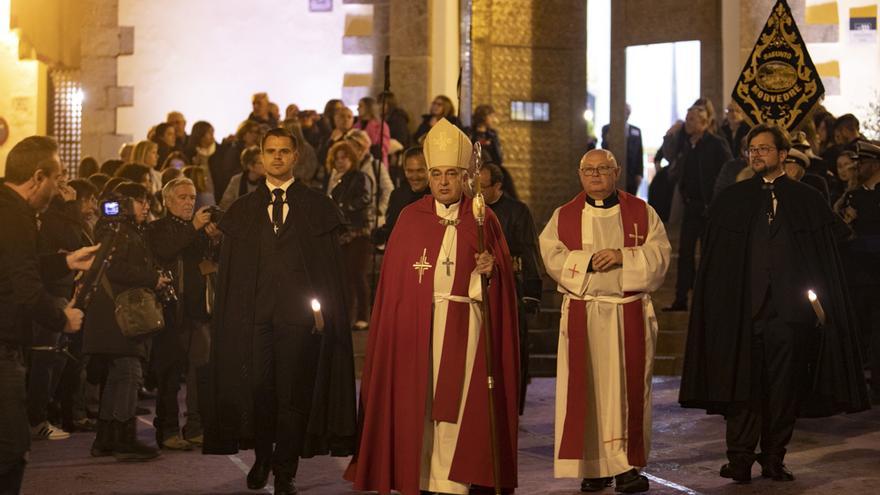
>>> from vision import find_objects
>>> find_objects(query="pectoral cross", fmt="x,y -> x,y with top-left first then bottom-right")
442,257 -> 454,276
412,248 -> 433,284
628,223 -> 645,245
568,264 -> 581,279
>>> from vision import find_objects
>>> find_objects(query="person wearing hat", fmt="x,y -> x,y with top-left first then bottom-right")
346,118 -> 520,495
839,140 -> 880,404
783,148 -> 830,202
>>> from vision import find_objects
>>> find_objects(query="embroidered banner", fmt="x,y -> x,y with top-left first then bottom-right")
733,0 -> 825,132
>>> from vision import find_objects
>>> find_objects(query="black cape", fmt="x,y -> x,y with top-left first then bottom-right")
200,181 -> 357,457
679,176 -> 869,417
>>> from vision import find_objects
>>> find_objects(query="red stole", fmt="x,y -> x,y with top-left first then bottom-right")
556,190 -> 649,467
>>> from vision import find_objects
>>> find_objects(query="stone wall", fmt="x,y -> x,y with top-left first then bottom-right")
471,0 -> 588,224
79,0 -> 132,162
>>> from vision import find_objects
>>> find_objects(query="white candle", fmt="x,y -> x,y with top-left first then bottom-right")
807,290 -> 826,326
311,299 -> 325,332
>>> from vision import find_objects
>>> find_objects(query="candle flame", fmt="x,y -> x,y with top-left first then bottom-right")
311,299 -> 321,311
807,290 -> 817,302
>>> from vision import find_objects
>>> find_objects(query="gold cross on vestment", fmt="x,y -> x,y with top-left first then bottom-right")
413,248 -> 433,284
567,264 -> 581,278
628,223 -> 645,245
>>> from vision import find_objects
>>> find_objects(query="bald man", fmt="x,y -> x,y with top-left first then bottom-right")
540,149 -> 671,493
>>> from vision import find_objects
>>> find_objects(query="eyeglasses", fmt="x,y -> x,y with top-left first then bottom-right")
747,145 -> 777,156
579,165 -> 616,176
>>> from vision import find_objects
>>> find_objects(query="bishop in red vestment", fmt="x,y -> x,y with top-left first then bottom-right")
345,119 -> 520,494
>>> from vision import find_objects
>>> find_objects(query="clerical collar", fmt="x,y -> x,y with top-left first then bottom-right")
435,199 -> 461,224
585,193 -> 619,209
762,171 -> 785,184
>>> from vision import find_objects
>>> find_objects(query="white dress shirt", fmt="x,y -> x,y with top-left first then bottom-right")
266,177 -> 295,227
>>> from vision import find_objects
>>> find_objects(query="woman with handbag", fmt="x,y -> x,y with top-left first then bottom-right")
82,182 -> 169,462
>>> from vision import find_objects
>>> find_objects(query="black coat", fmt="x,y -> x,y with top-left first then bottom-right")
676,132 -> 732,206
601,123 -> 644,178
328,169 -> 371,233
148,215 -> 211,321
386,107 -> 411,149
488,194 -> 543,301
82,218 -> 158,358
0,183 -> 69,345
200,181 -> 356,457
679,176 -> 869,417
372,183 -> 431,245
38,198 -> 92,298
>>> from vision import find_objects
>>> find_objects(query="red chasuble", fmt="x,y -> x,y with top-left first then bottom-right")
556,190 -> 649,466
345,195 -> 520,495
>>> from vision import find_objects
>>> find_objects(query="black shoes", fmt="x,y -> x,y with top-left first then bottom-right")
761,461 -> 795,481
274,473 -> 298,494
720,462 -> 752,483
614,469 -> 649,493
580,470 -> 648,493
246,459 -> 271,490
112,419 -> 160,462
581,477 -> 612,492
90,420 -> 115,457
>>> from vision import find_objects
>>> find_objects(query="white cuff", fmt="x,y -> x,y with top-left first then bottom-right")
560,250 -> 592,296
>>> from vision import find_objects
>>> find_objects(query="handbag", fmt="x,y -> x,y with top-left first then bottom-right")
101,276 -> 165,339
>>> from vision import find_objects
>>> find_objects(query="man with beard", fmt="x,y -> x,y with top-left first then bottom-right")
201,128 -> 356,494
0,136 -> 97,493
346,118 -> 520,495
679,124 -> 869,483
371,146 -> 431,245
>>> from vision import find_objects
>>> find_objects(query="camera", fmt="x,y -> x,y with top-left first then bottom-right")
156,270 -> 178,306
100,196 -> 133,219
205,205 -> 224,224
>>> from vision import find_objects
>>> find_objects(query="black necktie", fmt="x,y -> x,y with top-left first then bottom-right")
271,188 -> 285,232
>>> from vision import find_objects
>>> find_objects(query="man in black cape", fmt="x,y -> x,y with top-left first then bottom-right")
679,124 -> 868,484
200,128 -> 356,494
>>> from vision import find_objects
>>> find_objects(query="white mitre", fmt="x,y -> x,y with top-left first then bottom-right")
424,118 -> 472,170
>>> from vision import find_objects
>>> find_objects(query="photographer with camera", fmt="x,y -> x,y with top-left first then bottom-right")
83,182 -> 168,462
28,179 -> 100,441
1,136 -> 98,494
147,177 -> 220,450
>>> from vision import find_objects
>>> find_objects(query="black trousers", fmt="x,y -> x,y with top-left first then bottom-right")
674,202 -> 707,303
725,311 -> 807,465
852,284 -> 880,394
0,345 -> 28,495
252,321 -> 321,477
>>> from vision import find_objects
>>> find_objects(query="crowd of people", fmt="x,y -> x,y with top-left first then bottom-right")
644,99 -> 880,406
0,90 -> 545,495
1,85 -> 878,495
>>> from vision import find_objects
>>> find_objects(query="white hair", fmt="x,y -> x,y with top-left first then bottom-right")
161,177 -> 195,203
